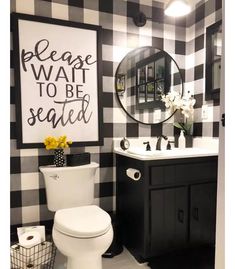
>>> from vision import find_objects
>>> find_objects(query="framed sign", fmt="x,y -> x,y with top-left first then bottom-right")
12,13 -> 103,149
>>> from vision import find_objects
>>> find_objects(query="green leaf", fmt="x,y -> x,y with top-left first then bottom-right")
173,122 -> 192,135
173,122 -> 184,129
184,123 -> 192,135
173,122 -> 186,132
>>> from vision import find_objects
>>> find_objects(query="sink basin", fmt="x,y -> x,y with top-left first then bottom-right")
127,148 -> 164,156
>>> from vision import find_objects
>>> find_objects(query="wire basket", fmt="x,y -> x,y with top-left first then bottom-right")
10,233 -> 57,269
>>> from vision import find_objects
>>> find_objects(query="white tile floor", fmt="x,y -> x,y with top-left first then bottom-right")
54,247 -> 151,269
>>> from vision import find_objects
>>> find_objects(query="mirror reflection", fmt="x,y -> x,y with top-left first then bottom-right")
205,21 -> 222,100
212,28 -> 222,89
205,20 -> 222,100
115,46 -> 184,124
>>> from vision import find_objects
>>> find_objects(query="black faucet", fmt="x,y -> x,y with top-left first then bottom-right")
143,141 -> 151,151
156,135 -> 168,150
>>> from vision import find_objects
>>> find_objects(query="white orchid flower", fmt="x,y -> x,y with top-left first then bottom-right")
173,96 -> 183,109
161,91 -> 196,119
181,107 -> 191,118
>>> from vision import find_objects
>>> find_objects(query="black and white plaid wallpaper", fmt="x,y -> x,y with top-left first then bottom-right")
185,0 -> 222,137
10,0 -> 222,233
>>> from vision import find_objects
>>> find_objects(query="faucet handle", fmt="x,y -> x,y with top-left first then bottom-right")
143,141 -> 151,151
167,140 -> 175,150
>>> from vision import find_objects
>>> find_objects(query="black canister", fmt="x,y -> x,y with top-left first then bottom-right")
66,153 -> 91,166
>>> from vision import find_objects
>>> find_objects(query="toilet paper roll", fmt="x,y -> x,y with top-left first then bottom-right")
11,244 -> 26,268
19,231 -> 41,249
40,241 -> 53,262
11,242 -> 52,268
126,168 -> 141,181
11,244 -> 39,268
17,225 -> 46,242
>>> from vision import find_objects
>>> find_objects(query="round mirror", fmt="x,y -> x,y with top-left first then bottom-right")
115,46 -> 184,124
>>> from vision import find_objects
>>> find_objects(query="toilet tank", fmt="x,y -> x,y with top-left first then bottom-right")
39,162 -> 99,212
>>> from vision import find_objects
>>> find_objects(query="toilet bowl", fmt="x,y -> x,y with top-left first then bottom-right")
39,163 -> 114,269
52,205 -> 113,269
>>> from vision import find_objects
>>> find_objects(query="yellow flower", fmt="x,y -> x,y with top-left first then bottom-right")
44,135 -> 73,150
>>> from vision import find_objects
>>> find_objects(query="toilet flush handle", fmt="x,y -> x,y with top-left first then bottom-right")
49,174 -> 59,180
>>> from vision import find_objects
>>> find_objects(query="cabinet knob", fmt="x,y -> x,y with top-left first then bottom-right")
192,207 -> 199,221
177,209 -> 184,223
221,113 -> 225,127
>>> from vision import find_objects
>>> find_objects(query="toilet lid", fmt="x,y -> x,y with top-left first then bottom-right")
54,205 -> 112,238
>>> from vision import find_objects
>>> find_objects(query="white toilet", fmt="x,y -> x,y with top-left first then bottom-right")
39,162 -> 113,269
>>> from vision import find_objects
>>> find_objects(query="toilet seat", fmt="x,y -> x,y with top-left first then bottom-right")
54,205 -> 112,238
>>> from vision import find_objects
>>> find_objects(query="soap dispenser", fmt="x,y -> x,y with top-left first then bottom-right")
178,130 -> 186,149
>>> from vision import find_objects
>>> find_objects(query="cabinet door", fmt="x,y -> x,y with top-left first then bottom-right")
150,187 -> 188,255
190,182 -> 217,246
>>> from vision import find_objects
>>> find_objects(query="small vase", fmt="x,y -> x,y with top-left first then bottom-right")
54,149 -> 65,167
185,135 -> 193,148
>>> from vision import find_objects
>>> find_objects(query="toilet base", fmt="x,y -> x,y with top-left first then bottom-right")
53,226 -> 113,269
67,256 -> 102,269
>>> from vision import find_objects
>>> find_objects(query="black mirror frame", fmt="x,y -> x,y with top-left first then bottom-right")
205,20 -> 222,101
114,46 -> 184,125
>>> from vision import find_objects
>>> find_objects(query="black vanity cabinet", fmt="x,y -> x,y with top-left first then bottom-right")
150,186 -> 188,256
190,182 -> 217,246
116,154 -> 218,262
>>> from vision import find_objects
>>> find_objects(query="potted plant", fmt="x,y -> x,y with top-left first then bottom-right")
44,135 -> 72,167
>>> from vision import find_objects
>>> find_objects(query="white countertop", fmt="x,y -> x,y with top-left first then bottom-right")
113,137 -> 219,161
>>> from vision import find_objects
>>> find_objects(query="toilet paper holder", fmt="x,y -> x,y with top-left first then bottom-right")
126,168 -> 141,181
